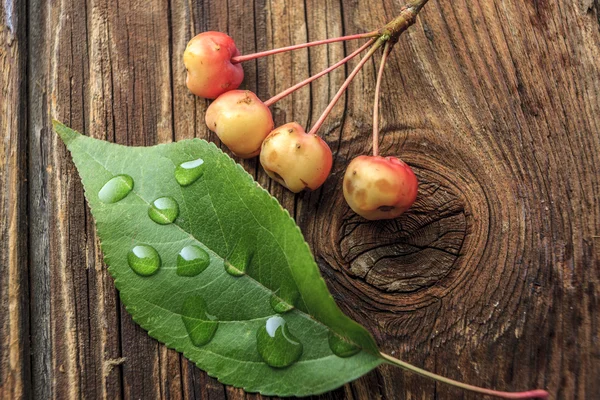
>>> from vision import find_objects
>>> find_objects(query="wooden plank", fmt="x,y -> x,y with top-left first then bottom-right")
27,0 -> 52,396
27,0 -> 58,399
18,0 -> 600,399
0,0 -> 29,398
36,0 -> 98,397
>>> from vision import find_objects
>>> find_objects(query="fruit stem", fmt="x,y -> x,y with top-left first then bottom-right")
380,353 -> 549,399
308,38 -> 385,136
378,0 -> 430,43
372,41 -> 392,157
264,38 -> 377,107
231,32 -> 378,64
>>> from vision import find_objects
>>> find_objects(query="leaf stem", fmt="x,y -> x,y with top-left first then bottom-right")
372,41 -> 392,157
264,38 -> 376,107
380,353 -> 549,399
307,38 -> 385,136
231,32 -> 378,64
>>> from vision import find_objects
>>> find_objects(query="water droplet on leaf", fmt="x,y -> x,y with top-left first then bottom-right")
328,330 -> 361,358
98,175 -> 134,203
269,294 -> 294,313
256,316 -> 303,368
224,261 -> 245,277
148,197 -> 179,225
223,249 -> 252,277
181,295 -> 219,347
177,245 -> 210,277
128,245 -> 161,276
175,158 -> 205,186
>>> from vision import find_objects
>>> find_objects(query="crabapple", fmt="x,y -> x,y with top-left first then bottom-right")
205,90 -> 274,158
343,155 -> 418,220
184,32 -> 244,99
260,123 -> 333,193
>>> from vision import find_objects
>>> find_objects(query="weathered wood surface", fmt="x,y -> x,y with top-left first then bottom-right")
1,0 -> 599,398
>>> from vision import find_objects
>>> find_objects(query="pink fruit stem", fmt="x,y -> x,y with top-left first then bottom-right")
307,38 -> 384,136
231,31 -> 378,64
381,353 -> 549,399
372,41 -> 392,157
263,38 -> 376,107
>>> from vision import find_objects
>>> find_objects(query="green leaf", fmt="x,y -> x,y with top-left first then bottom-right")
54,121 -> 383,397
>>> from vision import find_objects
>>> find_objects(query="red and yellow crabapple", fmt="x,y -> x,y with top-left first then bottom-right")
184,32 -> 244,99
343,155 -> 418,220
205,90 -> 274,158
260,122 -> 333,193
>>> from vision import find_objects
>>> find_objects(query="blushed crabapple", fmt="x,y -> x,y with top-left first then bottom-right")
343,155 -> 418,220
205,90 -> 274,158
260,123 -> 333,193
256,39 -> 382,193
340,39 -> 417,220
184,32 -> 244,99
184,31 -> 375,100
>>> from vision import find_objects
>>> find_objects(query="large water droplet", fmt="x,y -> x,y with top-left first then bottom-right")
328,330 -> 361,358
256,316 -> 303,368
148,197 -> 179,225
177,245 -> 210,277
269,294 -> 294,314
175,158 -> 205,186
98,175 -> 134,203
128,245 -> 161,276
181,295 -> 219,346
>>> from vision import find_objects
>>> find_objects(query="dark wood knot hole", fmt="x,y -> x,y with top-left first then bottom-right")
339,180 -> 467,293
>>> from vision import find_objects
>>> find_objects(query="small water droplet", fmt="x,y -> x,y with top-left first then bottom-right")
175,158 -> 205,186
148,197 -> 179,225
256,316 -> 303,368
328,330 -> 361,358
177,245 -> 210,277
269,294 -> 294,313
98,175 -> 134,203
223,249 -> 253,277
128,245 -> 161,276
224,261 -> 245,277
181,295 -> 218,346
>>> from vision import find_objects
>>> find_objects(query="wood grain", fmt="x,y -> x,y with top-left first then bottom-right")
0,0 -> 29,399
1,0 -> 599,398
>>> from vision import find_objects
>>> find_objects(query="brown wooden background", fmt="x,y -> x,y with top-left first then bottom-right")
2,0 -> 600,398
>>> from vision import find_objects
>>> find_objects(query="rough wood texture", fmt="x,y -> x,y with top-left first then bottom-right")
1,0 -> 599,398
1,0 -> 29,399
